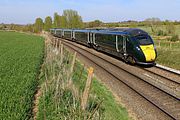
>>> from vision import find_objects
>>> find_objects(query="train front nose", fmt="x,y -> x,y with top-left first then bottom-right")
140,44 -> 156,62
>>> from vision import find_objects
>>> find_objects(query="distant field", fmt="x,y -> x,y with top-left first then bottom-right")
0,31 -> 44,119
154,41 -> 180,70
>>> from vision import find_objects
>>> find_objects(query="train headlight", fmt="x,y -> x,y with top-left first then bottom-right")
136,46 -> 141,51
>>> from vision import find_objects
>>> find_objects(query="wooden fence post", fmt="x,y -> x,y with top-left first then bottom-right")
170,42 -> 172,49
53,37 -> 56,47
67,52 -> 77,85
158,40 -> 161,47
56,38 -> 58,49
81,67 -> 94,110
60,44 -> 64,64
59,41 -> 62,52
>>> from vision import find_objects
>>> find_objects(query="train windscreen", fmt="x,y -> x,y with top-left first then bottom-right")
134,35 -> 153,45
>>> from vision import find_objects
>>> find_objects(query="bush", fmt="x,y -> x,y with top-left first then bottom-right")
157,30 -> 167,36
166,22 -> 175,35
169,34 -> 179,42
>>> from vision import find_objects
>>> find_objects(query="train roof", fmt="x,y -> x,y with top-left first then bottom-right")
50,28 -> 149,36
73,29 -> 91,33
89,28 -> 148,36
91,30 -> 127,35
106,28 -> 148,36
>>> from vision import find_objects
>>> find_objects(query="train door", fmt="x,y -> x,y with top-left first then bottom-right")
116,35 -> 124,53
62,30 -> 64,37
89,33 -> 93,44
71,30 -> 73,40
116,35 -> 120,52
123,36 -> 127,55
92,33 -> 97,46
87,32 -> 90,44
72,31 -> 75,40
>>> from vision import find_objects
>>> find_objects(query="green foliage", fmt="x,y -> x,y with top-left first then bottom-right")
44,16 -> 52,31
157,29 -> 167,36
63,9 -> 83,28
73,62 -> 129,120
86,20 -> 103,28
0,23 -> 7,30
129,22 -> 138,28
52,10 -> 83,29
156,45 -> 180,70
168,34 -> 179,42
59,16 -> 67,28
34,18 -> 44,33
0,31 -> 44,119
154,39 -> 180,70
166,22 -> 176,35
22,24 -> 34,32
53,12 -> 61,28
37,43 -> 129,120
37,45 -> 104,120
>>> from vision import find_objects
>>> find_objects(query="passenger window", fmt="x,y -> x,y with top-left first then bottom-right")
96,34 -> 116,46
118,35 -> 123,46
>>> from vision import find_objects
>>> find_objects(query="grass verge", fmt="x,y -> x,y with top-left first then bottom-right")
36,37 -> 129,120
154,40 -> 180,70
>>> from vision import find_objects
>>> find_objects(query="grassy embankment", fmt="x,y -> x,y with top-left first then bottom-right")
36,39 -> 129,120
139,25 -> 180,70
0,31 -> 44,119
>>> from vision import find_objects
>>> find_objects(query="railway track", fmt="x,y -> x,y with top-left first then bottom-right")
155,64 -> 180,76
142,66 -> 180,84
136,66 -> 180,99
54,37 -> 180,120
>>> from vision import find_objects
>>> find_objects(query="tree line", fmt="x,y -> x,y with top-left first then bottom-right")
34,9 -> 84,33
0,9 -> 84,33
1,11 -> 180,41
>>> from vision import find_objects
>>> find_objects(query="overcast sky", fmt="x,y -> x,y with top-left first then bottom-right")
0,0 -> 180,24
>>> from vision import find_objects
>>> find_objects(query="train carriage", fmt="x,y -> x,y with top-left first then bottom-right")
74,30 -> 91,47
92,31 -> 126,59
122,29 -> 156,64
55,29 -> 63,38
50,28 -> 56,35
63,29 -> 73,40
91,29 -> 157,65
51,28 -> 157,65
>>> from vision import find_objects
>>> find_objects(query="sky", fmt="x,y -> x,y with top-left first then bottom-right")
0,0 -> 180,24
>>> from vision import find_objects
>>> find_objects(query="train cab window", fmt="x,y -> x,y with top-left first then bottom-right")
135,35 -> 153,45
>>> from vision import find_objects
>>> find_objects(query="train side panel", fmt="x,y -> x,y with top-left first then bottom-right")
95,33 -> 119,56
74,31 -> 89,46
64,30 -> 72,40
56,30 -> 63,38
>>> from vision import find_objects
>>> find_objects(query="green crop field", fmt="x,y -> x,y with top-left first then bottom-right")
0,31 -> 44,119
